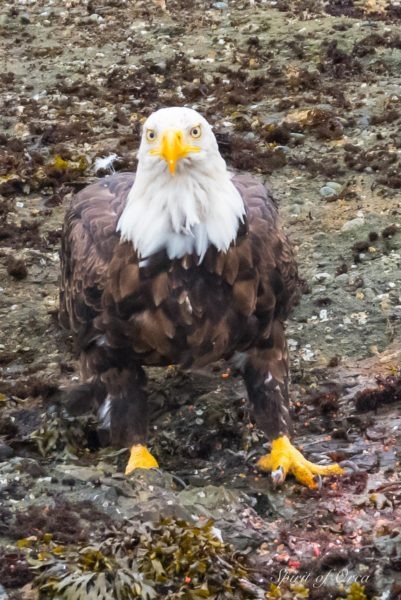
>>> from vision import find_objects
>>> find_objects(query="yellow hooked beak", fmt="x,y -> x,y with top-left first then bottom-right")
149,129 -> 201,175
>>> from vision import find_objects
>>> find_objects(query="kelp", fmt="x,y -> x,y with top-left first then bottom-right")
29,407 -> 97,458
20,518 -> 259,599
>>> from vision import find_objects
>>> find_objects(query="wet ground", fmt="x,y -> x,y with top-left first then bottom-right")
1,1 -> 401,598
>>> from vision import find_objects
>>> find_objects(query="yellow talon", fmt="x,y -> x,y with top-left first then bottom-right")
125,444 -> 159,474
257,436 -> 344,489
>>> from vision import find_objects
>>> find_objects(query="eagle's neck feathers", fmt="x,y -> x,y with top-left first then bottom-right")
117,158 -> 245,262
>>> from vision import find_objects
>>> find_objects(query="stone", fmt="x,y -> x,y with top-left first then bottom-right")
326,181 -> 343,192
312,272 -> 333,284
55,464 -> 105,482
89,13 -> 104,23
341,217 -> 365,232
320,186 -> 338,199
290,132 -> 305,141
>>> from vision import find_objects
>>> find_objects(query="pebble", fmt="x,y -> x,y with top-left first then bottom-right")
326,181 -> 343,192
275,145 -> 290,154
335,273 -> 349,285
341,217 -> 365,232
290,132 -> 305,141
312,272 -> 333,284
320,186 -> 338,199
56,464 -> 104,482
20,13 -> 31,24
320,181 -> 343,199
89,13 -> 104,23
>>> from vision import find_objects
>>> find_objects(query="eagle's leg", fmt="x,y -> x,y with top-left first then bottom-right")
243,328 -> 343,489
103,367 -> 159,474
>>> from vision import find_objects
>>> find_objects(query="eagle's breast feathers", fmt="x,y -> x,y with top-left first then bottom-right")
60,172 -> 300,369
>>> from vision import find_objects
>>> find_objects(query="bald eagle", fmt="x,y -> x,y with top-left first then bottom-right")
60,107 -> 343,488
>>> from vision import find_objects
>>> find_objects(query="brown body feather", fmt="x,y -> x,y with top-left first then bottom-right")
60,172 -> 301,445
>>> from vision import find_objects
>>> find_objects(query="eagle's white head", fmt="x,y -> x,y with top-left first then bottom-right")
117,107 -> 245,262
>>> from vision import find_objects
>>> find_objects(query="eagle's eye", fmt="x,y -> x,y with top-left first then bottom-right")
146,129 -> 157,142
190,125 -> 201,139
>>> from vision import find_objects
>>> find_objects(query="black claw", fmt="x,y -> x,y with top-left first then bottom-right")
271,466 -> 285,486
339,460 -> 359,472
314,474 -> 323,490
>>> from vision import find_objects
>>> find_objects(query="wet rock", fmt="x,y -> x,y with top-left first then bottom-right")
0,444 -> 14,460
0,457 -> 45,478
124,467 -> 177,490
179,485 -> 252,518
55,464 -> 106,483
117,470 -> 192,521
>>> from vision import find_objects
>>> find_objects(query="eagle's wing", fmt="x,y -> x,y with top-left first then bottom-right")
232,173 -> 301,320
59,173 -> 135,347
